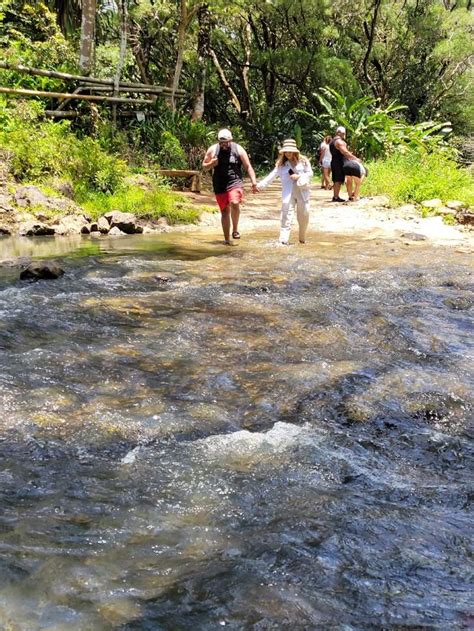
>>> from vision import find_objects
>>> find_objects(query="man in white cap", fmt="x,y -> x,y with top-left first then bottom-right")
329,126 -> 365,202
329,126 -> 348,202
203,128 -> 258,245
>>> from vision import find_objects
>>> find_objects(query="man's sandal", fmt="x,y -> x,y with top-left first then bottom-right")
232,231 -> 241,239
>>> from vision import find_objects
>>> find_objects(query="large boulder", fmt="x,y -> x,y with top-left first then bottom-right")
104,210 -> 139,234
18,221 -> 55,236
90,216 -> 110,234
20,261 -> 64,281
15,185 -> 49,208
51,214 -> 89,235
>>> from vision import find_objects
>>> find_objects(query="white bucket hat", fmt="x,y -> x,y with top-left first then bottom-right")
279,138 -> 299,153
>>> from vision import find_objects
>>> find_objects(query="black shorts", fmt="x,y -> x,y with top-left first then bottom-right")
343,160 -> 366,178
331,162 -> 345,183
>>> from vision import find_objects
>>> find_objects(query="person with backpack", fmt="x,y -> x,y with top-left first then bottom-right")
203,129 -> 258,245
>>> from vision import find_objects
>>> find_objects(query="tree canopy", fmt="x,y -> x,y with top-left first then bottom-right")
0,0 -> 472,163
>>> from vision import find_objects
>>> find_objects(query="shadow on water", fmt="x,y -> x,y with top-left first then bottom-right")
0,231 -> 472,629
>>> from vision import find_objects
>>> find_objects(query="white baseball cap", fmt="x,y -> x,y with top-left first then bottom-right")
218,128 -> 233,141
336,126 -> 346,135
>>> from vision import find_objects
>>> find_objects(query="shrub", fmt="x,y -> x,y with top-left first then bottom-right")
80,185 -> 201,224
297,87 -> 451,161
156,131 -> 188,169
68,137 -> 127,194
364,146 -> 474,208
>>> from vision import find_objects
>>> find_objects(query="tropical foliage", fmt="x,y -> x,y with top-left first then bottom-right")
0,0 -> 472,209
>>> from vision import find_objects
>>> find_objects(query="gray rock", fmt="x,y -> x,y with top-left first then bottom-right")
400,232 -> 428,241
15,185 -> 49,207
443,297 -> 473,310
104,210 -> 138,234
56,215 -> 89,235
20,261 -> 64,281
97,216 -> 110,233
52,179 -> 75,199
108,226 -> 126,236
446,200 -> 466,211
421,198 -> 443,209
18,221 -> 55,236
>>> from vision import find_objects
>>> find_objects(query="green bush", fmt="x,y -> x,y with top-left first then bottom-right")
364,146 -> 474,208
0,104 -> 127,194
2,118 -> 71,180
80,185 -> 201,224
68,137 -> 127,194
155,131 -> 188,169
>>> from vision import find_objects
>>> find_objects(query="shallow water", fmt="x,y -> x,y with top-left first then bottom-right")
0,231 -> 472,630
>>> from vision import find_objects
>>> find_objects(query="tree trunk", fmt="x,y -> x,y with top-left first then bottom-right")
169,0 -> 189,112
191,3 -> 210,120
113,0 -> 128,125
79,0 -> 96,75
209,48 -> 242,114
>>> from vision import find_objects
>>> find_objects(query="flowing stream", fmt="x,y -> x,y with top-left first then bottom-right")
0,231 -> 472,630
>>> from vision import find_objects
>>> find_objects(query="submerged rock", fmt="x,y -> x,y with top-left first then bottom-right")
20,261 -> 64,281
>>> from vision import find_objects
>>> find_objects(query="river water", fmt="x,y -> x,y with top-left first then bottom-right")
0,231 -> 472,630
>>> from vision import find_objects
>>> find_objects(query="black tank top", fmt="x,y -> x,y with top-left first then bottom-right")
212,142 -> 243,194
329,138 -> 344,170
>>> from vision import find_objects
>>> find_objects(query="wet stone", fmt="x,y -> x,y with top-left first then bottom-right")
442,297 -> 472,310
400,232 -> 428,241
19,261 -> 64,280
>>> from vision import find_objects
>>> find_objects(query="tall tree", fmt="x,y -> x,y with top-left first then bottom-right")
79,0 -> 97,74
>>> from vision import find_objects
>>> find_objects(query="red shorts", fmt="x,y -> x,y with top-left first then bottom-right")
215,187 -> 243,211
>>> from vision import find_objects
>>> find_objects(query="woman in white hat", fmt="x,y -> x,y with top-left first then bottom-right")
256,139 -> 313,244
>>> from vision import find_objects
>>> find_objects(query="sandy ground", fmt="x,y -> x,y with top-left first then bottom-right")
184,181 -> 473,251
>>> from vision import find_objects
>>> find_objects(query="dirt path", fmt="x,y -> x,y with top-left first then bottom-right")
185,182 -> 473,250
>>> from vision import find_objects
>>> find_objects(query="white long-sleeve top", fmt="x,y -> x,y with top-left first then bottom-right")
258,158 -> 313,203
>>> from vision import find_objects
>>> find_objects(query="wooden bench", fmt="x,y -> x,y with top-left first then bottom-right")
157,169 -> 201,193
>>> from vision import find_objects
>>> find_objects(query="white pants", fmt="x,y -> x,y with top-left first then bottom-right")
279,190 -> 310,243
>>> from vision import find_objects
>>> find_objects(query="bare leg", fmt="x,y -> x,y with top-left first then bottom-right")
352,175 -> 365,201
323,167 -> 331,189
221,206 -> 231,242
346,176 -> 354,199
230,202 -> 240,236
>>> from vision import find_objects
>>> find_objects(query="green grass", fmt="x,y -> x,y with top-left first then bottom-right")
79,185 -> 202,224
364,147 -> 474,209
